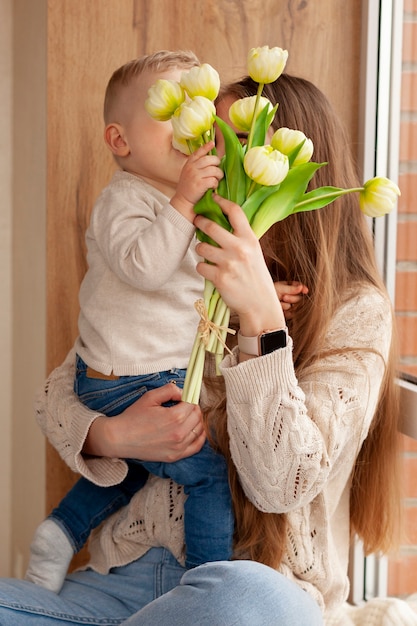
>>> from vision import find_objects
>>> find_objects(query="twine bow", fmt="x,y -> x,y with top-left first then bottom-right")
194,299 -> 236,355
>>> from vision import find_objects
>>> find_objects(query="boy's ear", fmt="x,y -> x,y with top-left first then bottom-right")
104,123 -> 130,157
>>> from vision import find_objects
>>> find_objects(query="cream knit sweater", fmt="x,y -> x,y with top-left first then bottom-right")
35,285 -> 392,617
75,169 -> 203,376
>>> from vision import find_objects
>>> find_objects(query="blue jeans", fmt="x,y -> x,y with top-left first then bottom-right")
0,548 -> 324,624
49,356 -> 234,568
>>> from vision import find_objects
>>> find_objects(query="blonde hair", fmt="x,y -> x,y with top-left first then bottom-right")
207,74 -> 402,568
103,50 -> 200,123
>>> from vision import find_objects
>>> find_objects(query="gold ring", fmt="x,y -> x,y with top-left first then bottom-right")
192,428 -> 198,436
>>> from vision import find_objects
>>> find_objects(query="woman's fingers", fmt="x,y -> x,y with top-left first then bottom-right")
105,384 -> 205,463
194,193 -> 253,246
141,382 -> 183,405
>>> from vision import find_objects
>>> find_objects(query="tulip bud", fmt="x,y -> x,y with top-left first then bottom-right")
359,177 -> 401,217
172,134 -> 192,155
228,95 -> 274,132
244,145 -> 289,186
247,46 -> 288,84
271,127 -> 314,166
180,63 -> 220,101
171,96 -> 216,141
145,79 -> 185,121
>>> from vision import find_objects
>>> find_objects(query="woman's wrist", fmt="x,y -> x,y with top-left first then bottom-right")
237,306 -> 286,363
83,415 -> 119,458
238,309 -> 286,339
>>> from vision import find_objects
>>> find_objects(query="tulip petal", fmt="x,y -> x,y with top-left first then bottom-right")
247,46 -> 288,84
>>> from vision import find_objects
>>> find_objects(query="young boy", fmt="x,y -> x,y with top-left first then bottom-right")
25,50 -> 229,593
25,50 -> 308,594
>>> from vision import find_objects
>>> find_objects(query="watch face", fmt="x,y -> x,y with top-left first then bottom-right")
260,329 -> 287,354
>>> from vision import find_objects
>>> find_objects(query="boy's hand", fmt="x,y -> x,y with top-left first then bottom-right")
275,281 -> 308,320
171,141 -> 223,222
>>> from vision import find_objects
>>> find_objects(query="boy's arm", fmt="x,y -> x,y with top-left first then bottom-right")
91,187 -> 198,290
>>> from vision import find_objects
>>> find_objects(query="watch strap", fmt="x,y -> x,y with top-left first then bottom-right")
238,328 -> 287,356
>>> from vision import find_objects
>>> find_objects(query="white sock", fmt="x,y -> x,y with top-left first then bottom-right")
25,518 -> 74,593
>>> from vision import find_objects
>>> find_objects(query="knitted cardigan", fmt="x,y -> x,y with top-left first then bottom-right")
35,285 -> 392,618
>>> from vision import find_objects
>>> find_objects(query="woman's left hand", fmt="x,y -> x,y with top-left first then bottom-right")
194,194 -> 286,338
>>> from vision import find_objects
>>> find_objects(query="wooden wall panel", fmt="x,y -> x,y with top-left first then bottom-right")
46,0 -> 361,566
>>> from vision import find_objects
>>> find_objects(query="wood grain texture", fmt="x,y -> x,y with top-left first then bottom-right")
46,0 -> 361,568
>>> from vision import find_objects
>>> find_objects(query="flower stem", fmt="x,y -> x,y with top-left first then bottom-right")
181,326 -> 204,403
293,187 -> 363,211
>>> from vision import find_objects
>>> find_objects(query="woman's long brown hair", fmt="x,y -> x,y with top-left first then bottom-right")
206,74 -> 402,568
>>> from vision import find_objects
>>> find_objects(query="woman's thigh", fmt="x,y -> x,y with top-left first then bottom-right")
0,552 -> 323,625
0,548 -> 185,625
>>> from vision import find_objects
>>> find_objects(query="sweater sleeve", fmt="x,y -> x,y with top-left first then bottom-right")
90,182 -> 197,291
34,347 -> 128,487
220,287 -> 392,514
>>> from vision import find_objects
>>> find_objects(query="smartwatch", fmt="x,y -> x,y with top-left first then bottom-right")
238,328 -> 287,356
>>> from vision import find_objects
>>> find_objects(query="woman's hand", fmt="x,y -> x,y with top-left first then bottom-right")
83,383 -> 205,463
194,194 -> 286,338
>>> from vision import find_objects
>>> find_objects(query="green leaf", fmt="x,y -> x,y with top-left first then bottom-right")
287,139 -> 306,167
250,103 -> 278,148
250,162 -> 326,238
265,104 -> 278,132
194,188 -> 232,246
292,186 -> 348,212
216,172 -> 228,199
194,188 -> 231,229
215,116 -> 247,206
241,183 -> 281,223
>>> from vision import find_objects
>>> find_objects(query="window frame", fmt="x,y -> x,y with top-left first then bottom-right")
349,0 -> 417,604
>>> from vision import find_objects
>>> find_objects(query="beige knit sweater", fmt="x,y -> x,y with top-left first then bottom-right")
34,285 -> 392,617
75,169 -> 203,376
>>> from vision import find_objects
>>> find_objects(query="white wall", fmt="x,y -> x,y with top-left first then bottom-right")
0,0 -> 47,577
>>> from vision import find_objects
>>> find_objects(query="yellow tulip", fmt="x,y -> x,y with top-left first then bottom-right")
359,177 -> 401,217
180,63 -> 220,101
171,96 -> 216,140
271,127 -> 314,166
172,133 -> 192,155
244,145 -> 289,186
145,79 -> 185,121
228,95 -> 274,132
247,46 -> 288,84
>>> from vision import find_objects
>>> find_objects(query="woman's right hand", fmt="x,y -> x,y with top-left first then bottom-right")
83,383 -> 205,463
194,194 -> 286,338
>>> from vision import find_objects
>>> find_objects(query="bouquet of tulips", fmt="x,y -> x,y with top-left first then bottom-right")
145,45 -> 401,405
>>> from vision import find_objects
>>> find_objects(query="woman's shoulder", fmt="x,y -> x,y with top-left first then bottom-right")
327,284 -> 393,350
339,283 -> 392,317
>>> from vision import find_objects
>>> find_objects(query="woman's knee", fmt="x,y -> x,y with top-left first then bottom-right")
181,560 -> 323,625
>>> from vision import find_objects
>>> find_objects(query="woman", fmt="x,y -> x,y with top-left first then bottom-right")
0,74 -> 401,625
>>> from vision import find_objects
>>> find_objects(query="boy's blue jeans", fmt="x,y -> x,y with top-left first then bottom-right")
48,355 -> 234,568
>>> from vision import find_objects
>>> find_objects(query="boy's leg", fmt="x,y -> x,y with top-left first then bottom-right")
26,357 -> 155,593
0,548 -> 186,625
50,464 -> 149,551
26,463 -> 148,593
143,440 -> 234,567
25,363 -> 186,592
